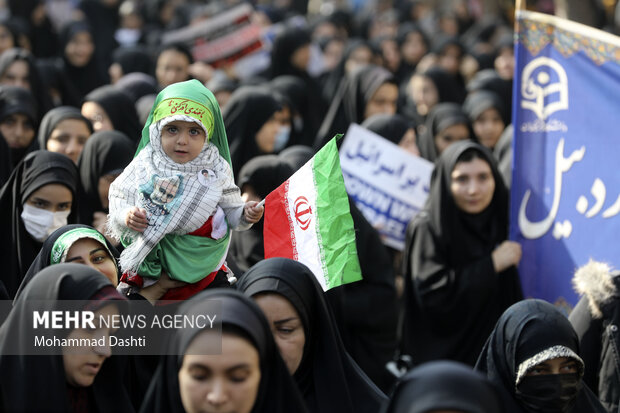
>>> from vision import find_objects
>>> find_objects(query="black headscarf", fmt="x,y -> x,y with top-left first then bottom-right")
467,69 -> 513,120
0,150 -> 79,298
236,258 -> 387,413
0,47 -> 54,116
463,89 -> 508,127
278,145 -> 314,170
417,102 -> 470,162
77,130 -> 134,225
361,113 -> 414,145
320,39 -> 373,103
0,263 -> 133,413
16,224 -> 120,302
115,73 -> 158,102
399,66 -> 466,127
395,23 -> 429,80
223,86 -> 281,179
475,299 -> 607,413
83,85 -> 142,143
268,26 -> 311,79
228,155 -> 293,273
57,20 -> 108,101
400,141 -> 522,366
0,85 -> 38,166
111,46 -> 153,78
270,75 -> 319,147
139,289 -> 309,413
381,360 -> 505,413
316,64 -> 397,149
37,106 -> 93,151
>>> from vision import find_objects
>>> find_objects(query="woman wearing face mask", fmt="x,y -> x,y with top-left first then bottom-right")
236,258 -> 388,413
38,106 -> 94,164
475,299 -> 606,413
400,142 -> 523,367
0,263 -> 134,413
139,289 -> 309,413
16,224 -> 120,302
223,86 -> 283,179
381,360 -> 505,413
0,150 -> 78,298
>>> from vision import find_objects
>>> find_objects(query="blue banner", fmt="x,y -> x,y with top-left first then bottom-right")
511,11 -> 620,307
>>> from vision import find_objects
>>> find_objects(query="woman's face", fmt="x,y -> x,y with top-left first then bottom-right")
156,49 -> 190,88
434,123 -> 469,154
65,31 -> 95,68
401,32 -> 427,65
62,303 -> 117,387
323,38 -> 344,71
0,113 -> 35,149
364,83 -> 398,120
495,47 -> 514,80
46,119 -> 92,164
472,108 -> 504,150
25,183 -> 73,213
525,357 -> 579,376
179,331 -> 261,413
0,25 -> 15,55
345,46 -> 373,75
0,60 -> 30,90
291,44 -> 310,72
409,75 -> 438,116
255,110 -> 284,154
81,101 -> 113,132
438,45 -> 462,75
364,83 -> 398,119
108,62 -> 123,84
65,238 -> 118,286
98,173 -> 120,210
399,127 -> 420,156
253,293 -> 305,374
450,156 -> 495,214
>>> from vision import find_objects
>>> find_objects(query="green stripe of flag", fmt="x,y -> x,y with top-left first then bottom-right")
313,136 -> 362,289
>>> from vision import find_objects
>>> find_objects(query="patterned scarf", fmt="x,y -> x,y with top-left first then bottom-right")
107,80 -> 244,280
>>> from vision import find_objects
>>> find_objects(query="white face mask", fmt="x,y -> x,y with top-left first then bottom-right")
274,125 -> 291,152
21,204 -> 71,242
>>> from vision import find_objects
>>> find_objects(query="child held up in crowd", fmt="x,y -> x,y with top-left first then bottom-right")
107,79 -> 263,300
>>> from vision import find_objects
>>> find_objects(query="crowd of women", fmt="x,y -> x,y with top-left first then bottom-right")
0,0 -> 619,411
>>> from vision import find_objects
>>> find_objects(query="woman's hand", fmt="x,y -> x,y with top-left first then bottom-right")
243,201 -> 264,224
125,207 -> 148,232
492,241 -> 522,273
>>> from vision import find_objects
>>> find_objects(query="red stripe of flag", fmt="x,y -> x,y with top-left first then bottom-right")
263,180 -> 296,260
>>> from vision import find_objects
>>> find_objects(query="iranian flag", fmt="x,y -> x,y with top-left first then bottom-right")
263,137 -> 362,291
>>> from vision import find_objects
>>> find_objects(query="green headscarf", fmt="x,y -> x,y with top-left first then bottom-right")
135,79 -> 232,167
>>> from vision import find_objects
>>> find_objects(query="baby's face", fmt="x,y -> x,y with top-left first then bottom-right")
161,120 -> 206,164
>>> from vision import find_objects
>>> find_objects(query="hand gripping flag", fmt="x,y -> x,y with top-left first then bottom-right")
263,136 -> 362,291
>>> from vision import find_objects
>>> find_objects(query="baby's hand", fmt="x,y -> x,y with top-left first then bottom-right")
126,207 -> 148,232
244,201 -> 264,224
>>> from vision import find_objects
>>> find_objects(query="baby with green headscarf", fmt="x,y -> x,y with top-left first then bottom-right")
107,80 -> 263,297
